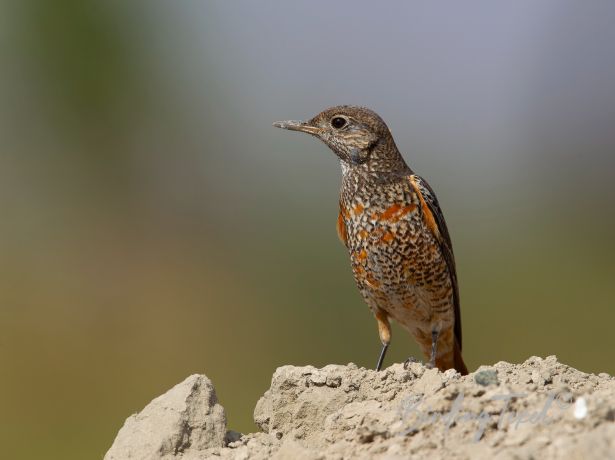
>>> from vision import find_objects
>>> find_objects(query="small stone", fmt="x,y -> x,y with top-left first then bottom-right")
225,430 -> 243,445
309,371 -> 327,386
574,397 -> 588,420
474,368 -> 499,386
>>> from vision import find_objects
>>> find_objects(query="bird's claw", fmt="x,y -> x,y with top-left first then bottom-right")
403,356 -> 419,370
403,356 -> 436,370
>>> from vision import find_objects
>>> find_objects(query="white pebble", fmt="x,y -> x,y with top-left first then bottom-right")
574,397 -> 588,420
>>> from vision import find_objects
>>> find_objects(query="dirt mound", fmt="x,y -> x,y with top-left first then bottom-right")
105,357 -> 615,459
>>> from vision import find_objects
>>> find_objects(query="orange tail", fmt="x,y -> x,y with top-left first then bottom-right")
454,339 -> 468,375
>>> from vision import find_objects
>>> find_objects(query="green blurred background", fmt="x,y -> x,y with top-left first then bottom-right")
1,1 -> 614,458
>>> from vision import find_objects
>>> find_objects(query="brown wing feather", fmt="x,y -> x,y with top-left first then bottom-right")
410,175 -> 463,350
336,208 -> 348,247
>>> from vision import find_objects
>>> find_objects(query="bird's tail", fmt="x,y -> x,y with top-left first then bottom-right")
453,339 -> 468,375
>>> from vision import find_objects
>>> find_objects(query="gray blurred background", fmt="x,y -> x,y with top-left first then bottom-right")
1,1 -> 614,459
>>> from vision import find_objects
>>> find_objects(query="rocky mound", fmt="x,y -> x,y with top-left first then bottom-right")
104,356 -> 615,459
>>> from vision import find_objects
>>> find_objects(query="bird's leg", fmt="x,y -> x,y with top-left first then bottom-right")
376,343 -> 389,372
404,329 -> 440,370
374,309 -> 391,371
428,328 -> 440,369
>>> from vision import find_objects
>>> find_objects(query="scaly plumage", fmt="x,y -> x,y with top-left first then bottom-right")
274,106 -> 468,374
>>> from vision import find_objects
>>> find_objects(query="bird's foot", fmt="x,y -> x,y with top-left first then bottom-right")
403,356 -> 420,370
403,356 -> 435,370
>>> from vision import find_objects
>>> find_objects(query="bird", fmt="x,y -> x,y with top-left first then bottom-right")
273,106 -> 468,375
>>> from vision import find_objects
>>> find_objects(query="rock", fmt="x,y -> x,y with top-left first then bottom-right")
104,374 -> 227,460
474,367 -> 499,386
105,358 -> 615,460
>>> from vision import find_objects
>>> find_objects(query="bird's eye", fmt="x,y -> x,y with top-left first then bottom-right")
331,116 -> 347,129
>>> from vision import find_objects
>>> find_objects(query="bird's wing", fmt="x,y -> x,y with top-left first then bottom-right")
336,207 -> 348,247
409,174 -> 462,349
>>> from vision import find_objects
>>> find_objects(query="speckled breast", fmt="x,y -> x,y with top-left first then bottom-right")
338,173 -> 453,326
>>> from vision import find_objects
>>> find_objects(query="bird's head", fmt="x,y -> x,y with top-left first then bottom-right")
274,105 -> 406,172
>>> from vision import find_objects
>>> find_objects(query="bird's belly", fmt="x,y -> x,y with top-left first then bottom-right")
347,215 -> 452,330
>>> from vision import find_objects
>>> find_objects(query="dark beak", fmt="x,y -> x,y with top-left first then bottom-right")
272,120 -> 321,135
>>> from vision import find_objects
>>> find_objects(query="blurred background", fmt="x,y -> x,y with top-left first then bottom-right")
1,1 -> 615,458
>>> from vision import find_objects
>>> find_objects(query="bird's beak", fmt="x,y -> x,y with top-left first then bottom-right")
272,120 -> 321,135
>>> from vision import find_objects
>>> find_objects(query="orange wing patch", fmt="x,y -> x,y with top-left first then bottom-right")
410,176 -> 441,241
380,203 -> 417,223
381,203 -> 402,220
336,210 -> 348,246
